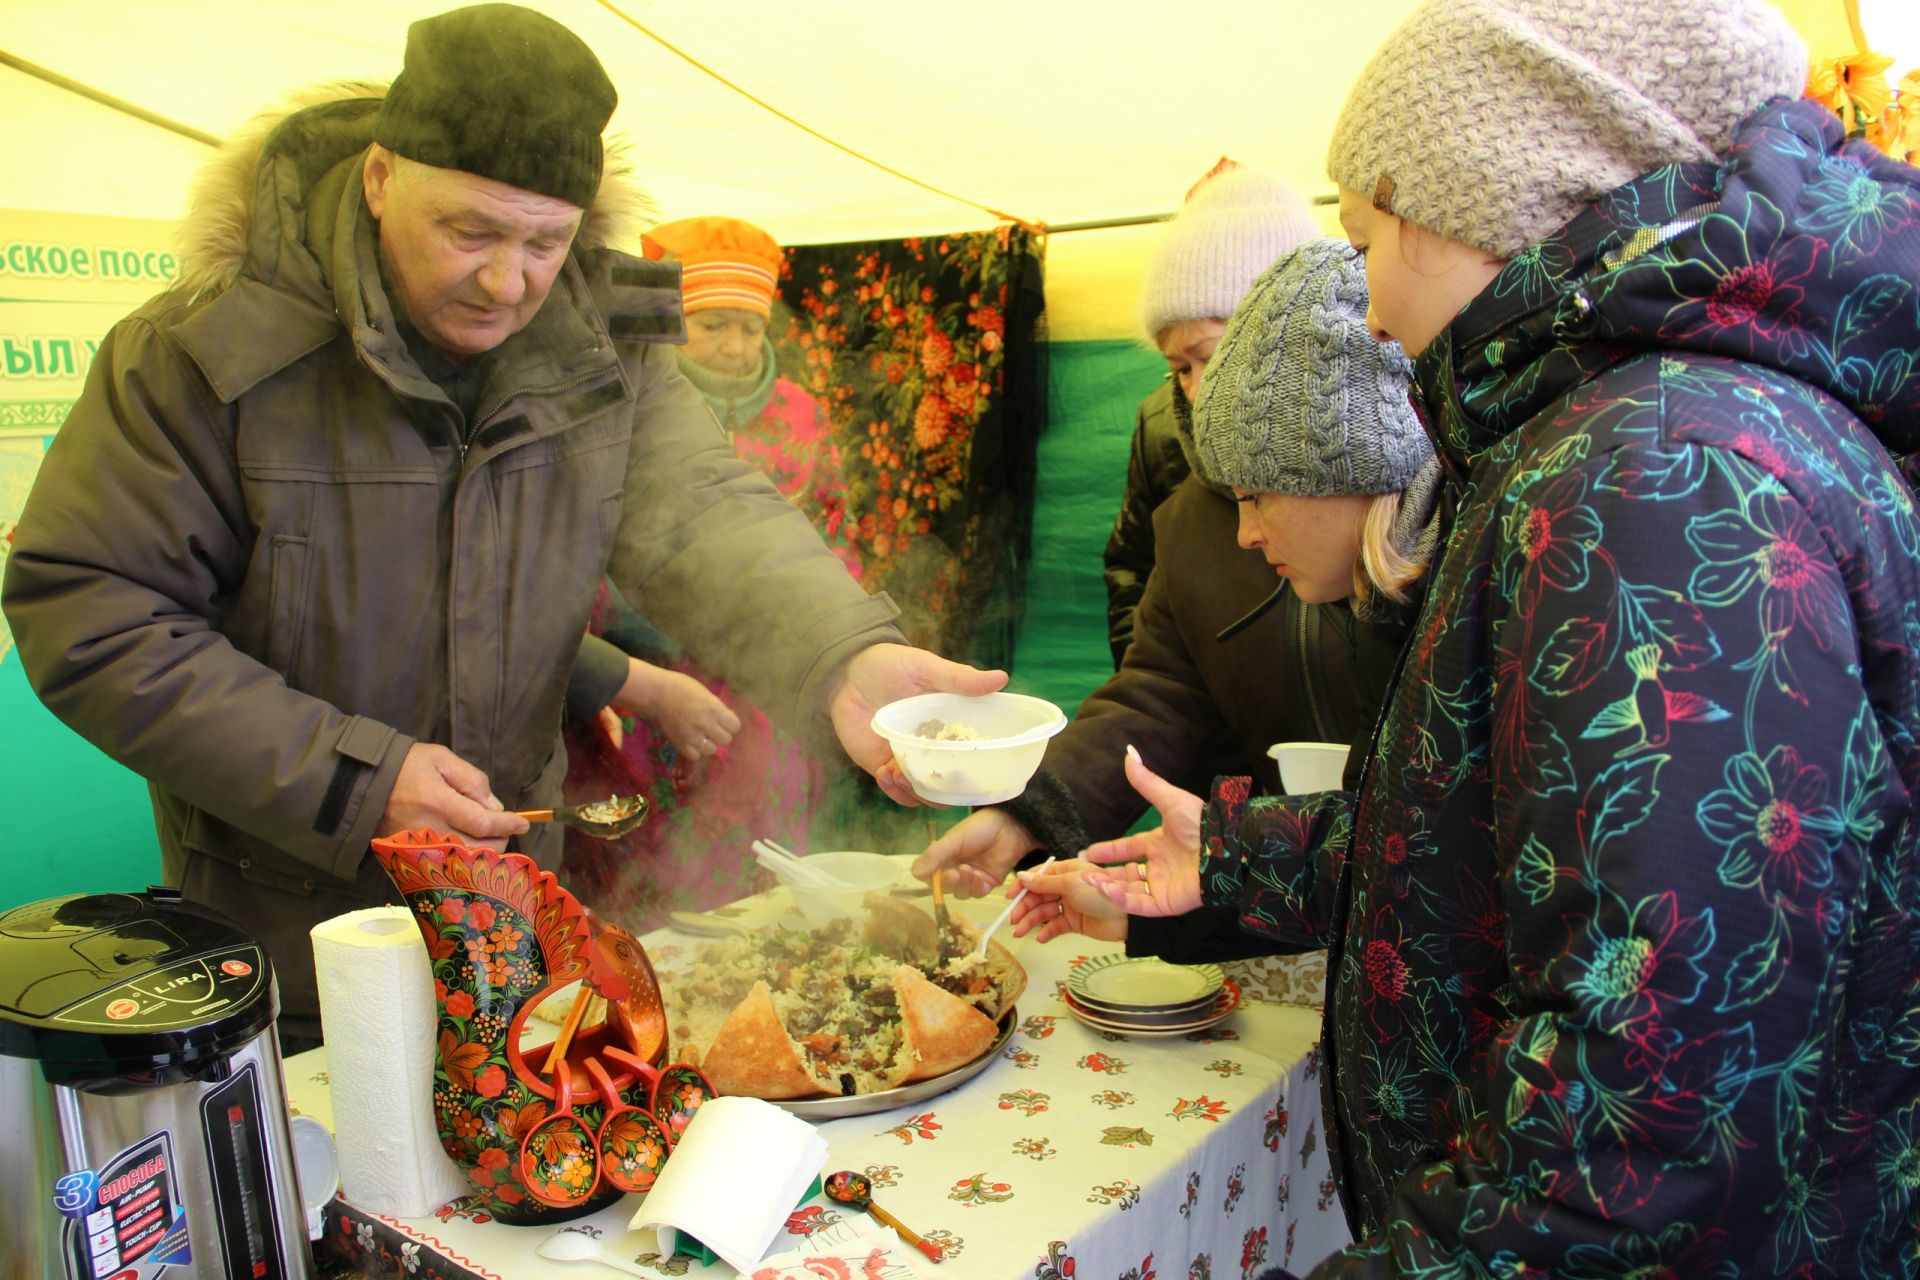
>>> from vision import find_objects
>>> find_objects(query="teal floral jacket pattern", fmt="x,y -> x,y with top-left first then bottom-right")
1204,100 -> 1920,1276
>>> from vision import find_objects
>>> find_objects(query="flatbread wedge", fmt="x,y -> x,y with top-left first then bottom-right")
893,965 -> 998,1082
687,980 -> 835,1100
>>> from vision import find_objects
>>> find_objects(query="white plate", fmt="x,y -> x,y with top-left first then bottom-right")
1067,956 -> 1224,1011
1064,985 -> 1240,1037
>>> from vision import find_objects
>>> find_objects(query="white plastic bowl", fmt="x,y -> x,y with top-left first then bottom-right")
1267,742 -> 1351,795
774,850 -> 902,927
870,692 -> 1068,805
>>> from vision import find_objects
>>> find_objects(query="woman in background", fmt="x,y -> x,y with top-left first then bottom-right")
561,216 -> 859,927
645,216 -> 862,576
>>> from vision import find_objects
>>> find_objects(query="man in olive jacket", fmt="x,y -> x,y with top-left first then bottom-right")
0,5 -> 998,1047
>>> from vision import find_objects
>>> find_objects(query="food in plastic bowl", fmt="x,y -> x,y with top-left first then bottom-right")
772,851 -> 904,927
870,692 -> 1067,805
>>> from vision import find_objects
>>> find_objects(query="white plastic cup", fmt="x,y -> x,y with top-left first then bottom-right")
287,1115 -> 339,1241
1267,742 -> 1351,795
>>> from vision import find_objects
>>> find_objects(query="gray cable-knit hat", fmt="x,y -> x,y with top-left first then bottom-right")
1138,167 -> 1321,341
1193,239 -> 1426,497
1327,0 -> 1806,257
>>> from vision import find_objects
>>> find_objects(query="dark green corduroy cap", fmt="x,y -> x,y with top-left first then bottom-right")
374,3 -> 616,208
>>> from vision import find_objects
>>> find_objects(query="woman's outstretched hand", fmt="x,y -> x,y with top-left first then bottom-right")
1006,858 -> 1129,943
1082,746 -> 1206,918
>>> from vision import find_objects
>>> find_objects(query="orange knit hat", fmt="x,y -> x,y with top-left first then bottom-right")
640,216 -> 782,317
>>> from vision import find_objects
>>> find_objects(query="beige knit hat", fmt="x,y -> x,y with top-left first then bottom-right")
1327,0 -> 1806,257
1138,165 -> 1321,340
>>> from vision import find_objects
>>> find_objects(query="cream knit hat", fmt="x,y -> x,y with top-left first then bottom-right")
1138,167 -> 1321,341
1327,0 -> 1806,257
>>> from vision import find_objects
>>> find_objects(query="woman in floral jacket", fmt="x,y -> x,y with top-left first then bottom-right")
1088,0 -> 1920,1274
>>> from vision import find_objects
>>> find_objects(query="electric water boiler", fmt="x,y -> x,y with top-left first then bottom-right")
0,886 -> 313,1280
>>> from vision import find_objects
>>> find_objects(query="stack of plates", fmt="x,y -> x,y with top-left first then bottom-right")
1062,956 -> 1240,1037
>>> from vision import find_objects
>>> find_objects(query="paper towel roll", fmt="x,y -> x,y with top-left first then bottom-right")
311,906 -> 472,1217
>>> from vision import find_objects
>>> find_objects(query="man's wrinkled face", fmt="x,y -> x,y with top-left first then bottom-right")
362,146 -> 582,361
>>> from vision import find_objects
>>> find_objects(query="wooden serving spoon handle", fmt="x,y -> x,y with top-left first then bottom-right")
863,1201 -> 942,1264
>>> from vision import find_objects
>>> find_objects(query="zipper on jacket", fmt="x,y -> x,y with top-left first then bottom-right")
1317,489 -> 1452,1242
1299,601 -> 1335,741
444,357 -> 621,759
457,360 -> 613,466
1598,201 -> 1719,272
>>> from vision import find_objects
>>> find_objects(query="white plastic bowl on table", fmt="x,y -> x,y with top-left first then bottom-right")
1267,741 -> 1351,795
774,850 -> 902,927
870,691 -> 1067,805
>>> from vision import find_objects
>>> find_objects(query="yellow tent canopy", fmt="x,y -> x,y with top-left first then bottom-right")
3,1 -> 1913,336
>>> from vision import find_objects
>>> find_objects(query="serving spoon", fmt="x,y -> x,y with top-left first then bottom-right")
514,794 -> 650,839
823,1170 -> 943,1264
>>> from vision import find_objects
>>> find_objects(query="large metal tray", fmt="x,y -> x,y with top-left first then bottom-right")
768,1007 -> 1017,1121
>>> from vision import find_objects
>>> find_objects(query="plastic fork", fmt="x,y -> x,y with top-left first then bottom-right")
973,856 -> 1055,960
750,839 -> 845,889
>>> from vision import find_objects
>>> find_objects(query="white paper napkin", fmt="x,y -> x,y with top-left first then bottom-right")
627,1095 -> 827,1273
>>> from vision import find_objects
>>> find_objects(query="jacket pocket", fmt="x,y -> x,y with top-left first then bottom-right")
181,803 -> 338,898
265,533 -> 310,679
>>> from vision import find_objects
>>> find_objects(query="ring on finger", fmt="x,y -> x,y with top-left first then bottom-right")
1056,901 -> 1066,918
1136,861 -> 1148,881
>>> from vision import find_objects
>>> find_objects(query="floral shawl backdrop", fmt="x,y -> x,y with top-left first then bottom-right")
776,227 -> 1047,671
556,229 -> 1045,927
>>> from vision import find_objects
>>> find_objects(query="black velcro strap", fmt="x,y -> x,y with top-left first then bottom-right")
313,756 -> 362,836
473,413 -> 533,453
563,380 -> 627,419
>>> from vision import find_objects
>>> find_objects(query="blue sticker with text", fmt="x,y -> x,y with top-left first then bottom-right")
52,1170 -> 97,1218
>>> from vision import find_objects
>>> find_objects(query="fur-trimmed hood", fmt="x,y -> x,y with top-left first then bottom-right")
173,81 -> 651,304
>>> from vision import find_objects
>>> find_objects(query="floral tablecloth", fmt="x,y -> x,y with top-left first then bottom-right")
287,889 -> 1349,1280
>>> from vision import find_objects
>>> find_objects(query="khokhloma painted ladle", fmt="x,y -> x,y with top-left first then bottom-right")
822,1170 -> 943,1264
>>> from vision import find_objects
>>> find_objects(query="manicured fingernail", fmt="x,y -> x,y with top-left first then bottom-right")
1125,744 -> 1141,764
